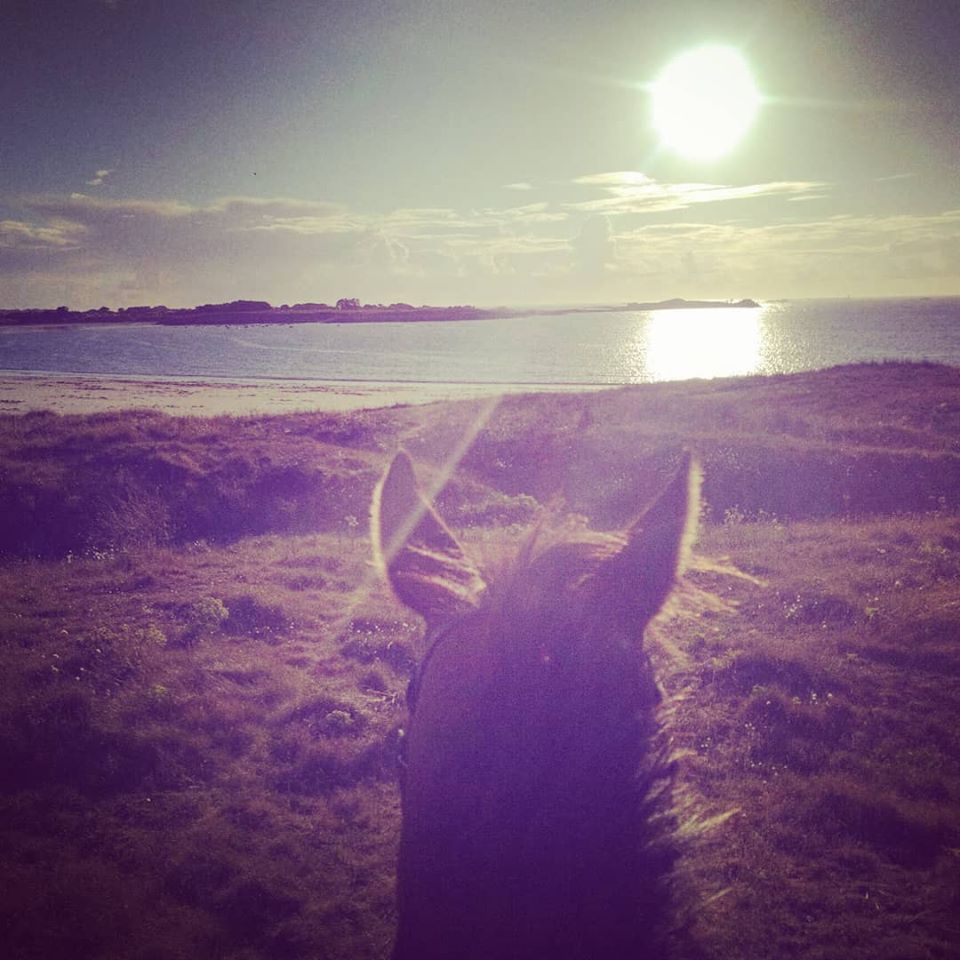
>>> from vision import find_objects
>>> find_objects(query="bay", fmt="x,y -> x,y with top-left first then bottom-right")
1,297 -> 959,385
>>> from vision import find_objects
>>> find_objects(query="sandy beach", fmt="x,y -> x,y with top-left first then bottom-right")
0,372 -> 607,416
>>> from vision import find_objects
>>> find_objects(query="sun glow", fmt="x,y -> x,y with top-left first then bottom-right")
639,307 -> 764,382
651,46 -> 760,161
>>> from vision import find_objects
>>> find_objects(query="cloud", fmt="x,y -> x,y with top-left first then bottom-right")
608,208 -> 960,298
496,202 -> 566,225
85,168 -> 115,187
572,216 -> 616,277
0,219 -> 88,279
574,172 -> 657,188
29,193 -> 195,222
503,182 -> 534,191
210,196 -> 345,219
0,219 -> 85,251
569,171 -> 830,216
5,186 -> 960,308
0,195 -> 350,302
875,173 -> 915,182
20,194 -> 354,257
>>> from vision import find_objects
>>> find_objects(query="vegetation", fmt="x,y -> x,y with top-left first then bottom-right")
1,361 -> 959,959
0,297 -> 755,327
0,302 -> 499,327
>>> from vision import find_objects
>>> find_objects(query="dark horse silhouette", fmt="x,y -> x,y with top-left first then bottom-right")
373,451 -> 699,960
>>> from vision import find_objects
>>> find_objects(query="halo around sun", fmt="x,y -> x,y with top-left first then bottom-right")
651,46 -> 760,161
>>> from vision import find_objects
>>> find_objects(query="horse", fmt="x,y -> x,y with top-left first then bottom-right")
372,450 -> 700,960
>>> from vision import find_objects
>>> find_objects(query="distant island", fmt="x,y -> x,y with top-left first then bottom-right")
625,297 -> 760,311
0,297 -> 760,327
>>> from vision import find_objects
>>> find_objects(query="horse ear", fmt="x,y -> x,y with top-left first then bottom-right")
603,452 -> 700,626
372,451 -> 487,625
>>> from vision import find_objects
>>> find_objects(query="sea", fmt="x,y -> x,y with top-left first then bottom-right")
1,298 -> 958,386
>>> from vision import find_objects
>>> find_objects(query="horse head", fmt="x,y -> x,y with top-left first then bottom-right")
373,450 -> 699,959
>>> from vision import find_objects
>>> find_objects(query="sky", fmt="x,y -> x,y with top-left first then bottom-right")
2,0 -> 959,309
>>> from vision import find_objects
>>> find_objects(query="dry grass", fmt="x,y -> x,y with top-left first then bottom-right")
1,361 -> 959,959
660,515 -> 960,959
0,532 -> 410,959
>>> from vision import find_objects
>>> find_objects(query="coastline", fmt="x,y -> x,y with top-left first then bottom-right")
4,360 -> 957,418
0,298 -> 760,328
0,371 -> 612,416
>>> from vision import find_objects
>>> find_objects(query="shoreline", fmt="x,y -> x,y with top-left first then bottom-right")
0,298 -> 760,328
0,371 -> 614,416
3,361 -> 955,418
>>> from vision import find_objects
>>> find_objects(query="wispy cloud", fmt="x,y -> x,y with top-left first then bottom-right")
5,186 -> 960,307
568,171 -> 830,215
503,182 -> 534,191
573,172 -> 656,188
85,168 -> 115,187
607,208 -> 960,297
31,193 -> 194,221
875,173 -> 916,182
0,219 -> 85,251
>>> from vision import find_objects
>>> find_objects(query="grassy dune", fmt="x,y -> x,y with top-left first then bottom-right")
1,361 -> 959,959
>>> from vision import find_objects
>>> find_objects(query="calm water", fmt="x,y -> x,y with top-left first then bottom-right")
1,298 -> 959,385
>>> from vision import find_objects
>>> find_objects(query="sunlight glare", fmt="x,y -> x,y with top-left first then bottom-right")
651,46 -> 760,161
639,307 -> 764,382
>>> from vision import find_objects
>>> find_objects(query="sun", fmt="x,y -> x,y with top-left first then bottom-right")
651,46 -> 760,161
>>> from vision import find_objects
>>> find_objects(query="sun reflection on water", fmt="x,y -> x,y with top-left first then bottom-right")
628,306 -> 766,382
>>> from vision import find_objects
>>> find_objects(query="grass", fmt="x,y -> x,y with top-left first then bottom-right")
0,531 -> 408,959
661,514 -> 960,959
0,361 -> 959,958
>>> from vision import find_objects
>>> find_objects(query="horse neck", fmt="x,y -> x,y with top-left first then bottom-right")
394,618 -> 672,960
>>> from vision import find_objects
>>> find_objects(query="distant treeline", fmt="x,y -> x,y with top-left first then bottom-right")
0,297 -> 759,327
0,299 -> 499,327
